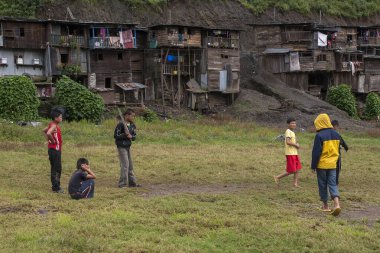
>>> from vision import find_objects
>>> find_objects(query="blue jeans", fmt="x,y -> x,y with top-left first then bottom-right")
316,169 -> 339,203
70,179 -> 95,199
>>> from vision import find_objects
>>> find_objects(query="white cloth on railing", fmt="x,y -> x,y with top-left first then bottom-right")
318,32 -> 327,47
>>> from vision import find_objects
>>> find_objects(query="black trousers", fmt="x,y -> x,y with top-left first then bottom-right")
48,149 -> 62,191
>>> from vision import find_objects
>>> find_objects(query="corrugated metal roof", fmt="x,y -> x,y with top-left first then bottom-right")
115,82 -> 146,91
263,48 -> 291,54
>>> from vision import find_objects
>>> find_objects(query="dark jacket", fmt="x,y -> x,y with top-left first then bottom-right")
114,122 -> 136,148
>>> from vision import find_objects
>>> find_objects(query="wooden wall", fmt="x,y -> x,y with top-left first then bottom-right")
259,54 -> 288,73
254,26 -> 281,53
207,48 -> 240,92
1,21 -> 46,49
154,27 -> 202,48
275,73 -> 308,91
333,72 -> 358,91
90,50 -> 132,88
130,50 -> 144,83
336,27 -> 357,50
368,74 -> 380,92
0,48 -> 45,76
313,50 -> 335,71
364,58 -> 380,74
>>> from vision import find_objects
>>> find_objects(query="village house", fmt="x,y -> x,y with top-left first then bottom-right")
250,22 -> 368,98
86,22 -> 146,105
145,24 -> 241,110
0,18 -> 52,98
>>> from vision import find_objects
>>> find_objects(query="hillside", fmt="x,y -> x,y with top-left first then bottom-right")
1,0 -> 379,129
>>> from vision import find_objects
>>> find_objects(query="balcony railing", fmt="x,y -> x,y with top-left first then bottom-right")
282,31 -> 312,42
89,37 -> 136,49
50,34 -> 86,47
206,36 -> 239,49
341,61 -> 364,72
358,36 -> 380,45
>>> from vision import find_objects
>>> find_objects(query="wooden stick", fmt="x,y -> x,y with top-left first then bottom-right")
117,107 -> 130,186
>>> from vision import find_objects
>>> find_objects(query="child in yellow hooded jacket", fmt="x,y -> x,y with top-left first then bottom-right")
311,114 -> 342,216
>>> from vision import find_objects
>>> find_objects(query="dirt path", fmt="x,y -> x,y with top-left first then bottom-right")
139,183 -> 253,198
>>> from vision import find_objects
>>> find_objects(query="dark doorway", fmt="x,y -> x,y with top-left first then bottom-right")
308,72 -> 331,99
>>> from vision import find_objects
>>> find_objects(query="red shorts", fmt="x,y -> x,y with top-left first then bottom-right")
286,155 -> 302,173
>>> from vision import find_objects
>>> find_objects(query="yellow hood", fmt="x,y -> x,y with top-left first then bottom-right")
314,114 -> 333,131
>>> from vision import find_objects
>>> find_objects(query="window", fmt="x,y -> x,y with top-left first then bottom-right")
118,53 -> 123,60
347,34 -> 353,43
20,28 -> 25,37
105,77 -> 112,88
300,51 -> 312,57
97,53 -> 103,61
221,54 -> 229,59
317,54 -> 327,62
60,54 -> 68,64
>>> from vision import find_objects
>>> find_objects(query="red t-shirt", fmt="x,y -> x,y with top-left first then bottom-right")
47,122 -> 62,151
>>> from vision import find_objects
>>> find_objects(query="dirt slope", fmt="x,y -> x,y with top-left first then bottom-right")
230,54 -> 372,130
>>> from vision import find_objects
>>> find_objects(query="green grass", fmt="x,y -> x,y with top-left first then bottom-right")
239,0 -> 380,18
2,0 -> 380,18
0,118 -> 379,252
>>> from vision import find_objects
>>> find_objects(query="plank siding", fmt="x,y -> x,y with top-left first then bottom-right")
254,26 -> 281,53
1,21 -> 46,49
207,48 -> 240,92
90,50 -> 132,88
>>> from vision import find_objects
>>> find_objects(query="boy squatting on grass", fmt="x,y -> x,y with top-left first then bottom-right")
68,158 -> 96,199
43,109 -> 64,193
274,117 -> 302,187
114,109 -> 140,188
312,114 -> 342,216
331,120 -> 349,186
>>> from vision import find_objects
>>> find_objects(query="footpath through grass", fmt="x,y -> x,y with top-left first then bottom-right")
0,118 -> 379,252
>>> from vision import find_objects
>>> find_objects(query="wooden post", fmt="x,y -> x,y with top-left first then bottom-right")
188,47 -> 191,78
161,48 -> 164,106
171,74 -> 174,106
177,48 -> 181,108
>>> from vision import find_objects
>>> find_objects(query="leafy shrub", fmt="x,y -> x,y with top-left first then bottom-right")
326,84 -> 357,117
142,108 -> 159,122
364,92 -> 380,120
55,76 -> 104,122
61,64 -> 81,76
0,76 -> 40,121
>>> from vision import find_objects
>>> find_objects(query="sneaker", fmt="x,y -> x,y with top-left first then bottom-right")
118,184 -> 127,188
129,183 -> 142,187
53,188 -> 65,194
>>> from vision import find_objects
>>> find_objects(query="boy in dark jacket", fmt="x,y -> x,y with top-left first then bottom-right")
311,114 -> 342,216
114,109 -> 140,188
331,120 -> 349,185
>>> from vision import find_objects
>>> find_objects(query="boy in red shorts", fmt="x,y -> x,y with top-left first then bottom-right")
274,117 -> 302,187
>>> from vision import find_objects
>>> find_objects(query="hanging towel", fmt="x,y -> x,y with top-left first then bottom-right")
100,28 -> 106,39
318,32 -> 328,47
289,52 -> 301,71
349,61 -> 356,76
122,30 -> 134,48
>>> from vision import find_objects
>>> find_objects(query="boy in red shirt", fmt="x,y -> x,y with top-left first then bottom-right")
43,109 -> 64,193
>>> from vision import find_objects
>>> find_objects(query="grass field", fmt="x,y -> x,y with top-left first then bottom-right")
0,117 -> 379,253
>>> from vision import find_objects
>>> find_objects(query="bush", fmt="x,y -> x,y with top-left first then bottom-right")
142,108 -> 159,122
55,76 -> 105,122
326,84 -> 357,117
0,76 -> 40,121
364,92 -> 380,120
